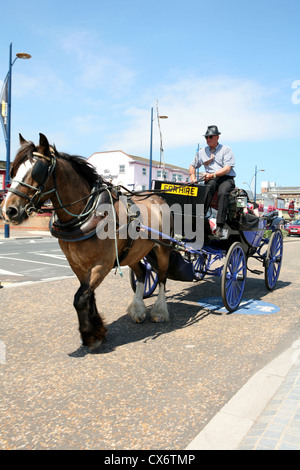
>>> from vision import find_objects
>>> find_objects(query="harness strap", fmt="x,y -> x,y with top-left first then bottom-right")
105,187 -> 123,277
8,187 -> 32,201
32,152 -> 51,161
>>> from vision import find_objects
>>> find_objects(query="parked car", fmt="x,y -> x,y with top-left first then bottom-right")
286,220 -> 300,236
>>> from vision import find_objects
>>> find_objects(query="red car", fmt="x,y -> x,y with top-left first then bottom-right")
287,220 -> 300,236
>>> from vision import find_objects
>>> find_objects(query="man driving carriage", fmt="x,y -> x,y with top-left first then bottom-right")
189,125 -> 236,239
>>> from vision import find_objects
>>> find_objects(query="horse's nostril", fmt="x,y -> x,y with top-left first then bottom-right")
6,206 -> 18,219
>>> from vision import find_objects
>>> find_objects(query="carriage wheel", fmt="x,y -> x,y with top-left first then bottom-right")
221,242 -> 247,312
193,253 -> 211,280
264,229 -> 283,291
129,258 -> 158,299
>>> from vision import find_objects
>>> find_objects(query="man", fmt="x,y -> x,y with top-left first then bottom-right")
189,125 -> 236,239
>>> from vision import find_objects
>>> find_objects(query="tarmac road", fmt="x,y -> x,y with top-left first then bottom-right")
0,237 -> 300,450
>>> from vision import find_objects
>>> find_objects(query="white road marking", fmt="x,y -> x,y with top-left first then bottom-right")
0,255 -> 69,268
0,268 -> 23,276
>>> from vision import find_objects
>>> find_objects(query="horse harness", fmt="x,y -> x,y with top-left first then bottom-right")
8,148 -> 57,217
8,148 -> 139,264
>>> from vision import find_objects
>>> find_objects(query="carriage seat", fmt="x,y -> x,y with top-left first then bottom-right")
210,192 -> 219,211
207,187 -> 258,229
208,188 -> 249,214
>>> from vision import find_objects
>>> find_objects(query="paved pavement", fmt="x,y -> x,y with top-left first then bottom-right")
1,224 -> 300,450
186,335 -> 300,450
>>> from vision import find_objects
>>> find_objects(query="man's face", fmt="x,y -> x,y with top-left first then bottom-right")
205,135 -> 219,147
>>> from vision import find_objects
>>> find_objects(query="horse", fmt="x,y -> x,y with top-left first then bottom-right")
0,133 -> 172,350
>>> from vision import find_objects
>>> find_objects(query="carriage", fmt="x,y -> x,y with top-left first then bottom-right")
1,134 -> 283,350
130,180 -> 283,312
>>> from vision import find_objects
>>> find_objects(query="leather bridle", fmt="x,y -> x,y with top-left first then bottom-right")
8,149 -> 104,223
8,149 -> 56,217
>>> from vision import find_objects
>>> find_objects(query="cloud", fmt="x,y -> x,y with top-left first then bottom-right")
59,30 -> 136,95
103,75 -> 300,154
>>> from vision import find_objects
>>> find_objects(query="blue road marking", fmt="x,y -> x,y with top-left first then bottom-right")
197,297 -> 280,315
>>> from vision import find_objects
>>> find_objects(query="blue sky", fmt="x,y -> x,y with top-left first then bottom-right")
0,0 -> 299,192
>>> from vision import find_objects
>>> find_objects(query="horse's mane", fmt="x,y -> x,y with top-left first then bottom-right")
11,141 -> 100,188
56,148 -> 99,187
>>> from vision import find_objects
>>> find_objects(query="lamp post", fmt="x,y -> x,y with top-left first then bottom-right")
252,166 -> 265,203
1,43 -> 31,238
243,166 -> 265,203
149,107 -> 168,189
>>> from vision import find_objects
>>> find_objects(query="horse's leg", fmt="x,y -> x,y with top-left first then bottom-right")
74,283 -> 107,350
127,261 -> 147,323
68,258 -> 112,349
150,246 -> 170,323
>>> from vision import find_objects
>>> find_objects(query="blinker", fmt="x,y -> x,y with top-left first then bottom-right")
32,159 -> 49,185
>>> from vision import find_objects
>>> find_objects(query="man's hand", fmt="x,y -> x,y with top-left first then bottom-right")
204,172 -> 215,182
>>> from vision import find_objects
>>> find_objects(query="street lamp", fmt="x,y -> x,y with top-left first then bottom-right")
252,166 -> 265,203
243,166 -> 265,203
149,107 -> 168,189
1,43 -> 31,238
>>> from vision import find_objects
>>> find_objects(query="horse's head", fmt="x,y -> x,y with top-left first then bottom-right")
0,133 -> 56,225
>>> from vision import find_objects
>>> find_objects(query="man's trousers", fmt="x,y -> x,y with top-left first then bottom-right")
204,175 -> 235,225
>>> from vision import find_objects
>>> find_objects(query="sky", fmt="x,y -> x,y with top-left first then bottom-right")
0,0 -> 299,192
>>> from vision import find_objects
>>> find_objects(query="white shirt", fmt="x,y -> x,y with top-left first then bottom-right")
191,143 -> 236,177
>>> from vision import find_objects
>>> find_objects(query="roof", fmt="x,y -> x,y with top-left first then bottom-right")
89,150 -> 189,173
268,186 -> 300,191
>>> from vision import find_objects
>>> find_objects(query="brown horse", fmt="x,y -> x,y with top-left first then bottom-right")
0,134 -> 172,350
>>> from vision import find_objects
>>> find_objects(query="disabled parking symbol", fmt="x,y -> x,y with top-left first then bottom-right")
197,297 -> 280,315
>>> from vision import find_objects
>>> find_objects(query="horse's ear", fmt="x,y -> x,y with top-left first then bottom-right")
39,133 -> 50,150
40,134 -> 50,155
19,134 -> 27,145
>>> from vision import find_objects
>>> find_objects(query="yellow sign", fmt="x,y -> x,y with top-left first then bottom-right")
161,183 -> 198,197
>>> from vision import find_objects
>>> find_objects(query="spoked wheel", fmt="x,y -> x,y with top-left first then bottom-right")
264,229 -> 283,291
129,258 -> 158,299
193,253 -> 211,280
221,242 -> 247,312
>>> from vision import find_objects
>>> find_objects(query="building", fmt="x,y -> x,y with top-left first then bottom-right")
88,150 -> 189,190
258,181 -> 300,219
0,161 -> 5,189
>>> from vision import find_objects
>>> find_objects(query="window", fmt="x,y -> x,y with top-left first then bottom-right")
157,169 -> 167,179
172,173 -> 182,182
142,168 -> 147,176
119,165 -> 125,174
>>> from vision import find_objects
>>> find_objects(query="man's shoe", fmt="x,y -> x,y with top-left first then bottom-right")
214,227 -> 223,239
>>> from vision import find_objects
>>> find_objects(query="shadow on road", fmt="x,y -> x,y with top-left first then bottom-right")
68,274 -> 291,358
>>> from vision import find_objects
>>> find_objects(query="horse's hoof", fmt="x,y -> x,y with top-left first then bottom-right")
151,315 -> 168,323
88,339 -> 103,351
134,312 -> 146,323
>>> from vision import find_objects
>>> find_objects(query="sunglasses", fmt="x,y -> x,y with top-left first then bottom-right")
205,135 -> 217,139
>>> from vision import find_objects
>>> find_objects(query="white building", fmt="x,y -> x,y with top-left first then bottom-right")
88,150 -> 189,190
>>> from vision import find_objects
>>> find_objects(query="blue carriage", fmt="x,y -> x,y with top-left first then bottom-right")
130,180 -> 283,312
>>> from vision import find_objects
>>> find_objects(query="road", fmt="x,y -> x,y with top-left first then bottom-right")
0,237 -> 73,287
0,237 -> 300,450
